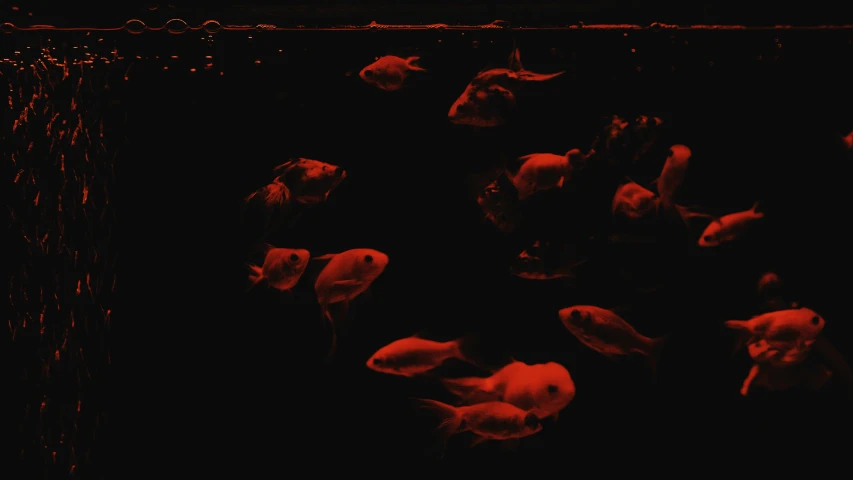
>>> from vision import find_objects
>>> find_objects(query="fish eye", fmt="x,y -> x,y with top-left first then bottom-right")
702,235 -> 713,242
667,149 -> 674,158
570,310 -> 582,321
523,413 -> 539,429
372,358 -> 382,365
289,253 -> 300,262
547,384 -> 559,394
364,69 -> 373,77
364,255 -> 373,263
811,316 -> 820,326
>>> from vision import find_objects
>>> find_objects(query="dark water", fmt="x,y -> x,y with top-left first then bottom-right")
5,26 -> 853,475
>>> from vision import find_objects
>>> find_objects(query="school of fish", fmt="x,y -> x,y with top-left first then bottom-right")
239,45 -> 851,457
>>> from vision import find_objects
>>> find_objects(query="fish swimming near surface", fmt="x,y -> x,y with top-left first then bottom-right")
246,244 -> 310,292
448,47 -> 564,127
314,249 -> 389,359
415,399 -> 543,454
724,307 -> 825,354
612,179 -> 659,221
506,149 -> 587,200
441,360 -> 576,420
690,201 -> 764,247
359,55 -> 426,91
366,335 -> 479,377
509,241 -> 586,280
558,305 -> 668,374
271,158 -> 347,205
476,173 -> 522,232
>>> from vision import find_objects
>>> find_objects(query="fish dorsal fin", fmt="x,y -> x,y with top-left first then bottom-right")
260,242 -> 276,254
508,47 -> 523,71
272,159 -> 297,176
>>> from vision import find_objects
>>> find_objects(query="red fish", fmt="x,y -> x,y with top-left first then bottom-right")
725,307 -> 825,351
359,55 -> 426,91
366,335 -> 477,377
448,48 -> 563,127
696,201 -> 764,247
506,149 -> 586,200
612,179 -> 659,221
246,245 -> 310,291
416,399 -> 542,454
654,144 -> 691,210
740,339 -> 830,396
271,158 -> 346,205
314,249 -> 389,359
843,128 -> 852,151
509,241 -> 585,281
558,305 -> 668,374
441,360 -> 575,420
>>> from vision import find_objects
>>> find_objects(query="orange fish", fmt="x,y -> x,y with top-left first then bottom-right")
246,245 -> 310,291
314,249 -> 389,358
448,48 -> 563,127
366,335 -> 477,377
611,179 -> 659,221
558,305 -> 667,373
441,360 -> 575,420
696,201 -> 764,247
359,55 -> 426,91
416,399 -> 542,453
725,307 -> 825,351
506,149 -> 586,200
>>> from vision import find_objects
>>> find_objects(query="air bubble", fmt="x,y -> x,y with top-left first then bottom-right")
1,22 -> 16,34
202,20 -> 221,34
124,19 -> 146,35
165,18 -> 188,34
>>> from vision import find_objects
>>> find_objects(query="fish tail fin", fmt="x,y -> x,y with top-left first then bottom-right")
645,334 -> 670,380
406,56 -> 426,71
440,376 -> 488,401
246,264 -> 264,291
413,398 -> 463,457
452,334 -> 509,373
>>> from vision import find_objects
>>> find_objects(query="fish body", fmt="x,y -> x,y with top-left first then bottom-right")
367,336 -> 470,377
656,144 -> 691,209
740,341 -> 831,397
697,201 -> 764,247
314,249 -> 389,358
507,151 -> 575,200
359,55 -> 426,91
272,158 -> 346,205
247,246 -> 310,291
558,305 -> 667,369
417,399 -> 542,450
448,48 -> 563,127
612,181 -> 659,220
724,307 -> 825,349
442,361 -> 575,419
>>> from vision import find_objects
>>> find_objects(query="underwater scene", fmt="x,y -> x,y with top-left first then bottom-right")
4,10 -> 853,474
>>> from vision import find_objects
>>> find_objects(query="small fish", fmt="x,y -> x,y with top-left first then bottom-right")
366,335 -> 477,377
441,360 -> 575,420
506,149 -> 585,200
509,241 -> 584,280
724,307 -> 825,352
611,180 -> 659,221
654,144 -> 691,210
558,305 -> 667,373
247,245 -> 310,291
272,158 -> 346,205
476,174 -> 522,232
359,55 -> 426,91
448,47 -> 564,127
415,399 -> 542,453
697,201 -> 764,247
843,129 -> 852,151
314,249 -> 389,358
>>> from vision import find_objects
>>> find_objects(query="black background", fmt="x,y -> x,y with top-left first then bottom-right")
4,3 -> 853,477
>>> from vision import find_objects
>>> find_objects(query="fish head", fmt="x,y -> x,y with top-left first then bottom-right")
366,348 -> 401,375
287,160 -> 346,202
698,220 -> 723,247
530,363 -> 576,414
559,307 -> 595,333
522,412 -> 543,435
352,249 -> 389,280
795,308 -> 825,339
448,76 -> 516,127
359,57 -> 403,90
757,272 -> 783,296
275,248 -> 311,276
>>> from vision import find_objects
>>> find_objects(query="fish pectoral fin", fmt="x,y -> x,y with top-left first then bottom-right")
469,435 -> 490,448
556,176 -> 565,188
333,279 -> 362,287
